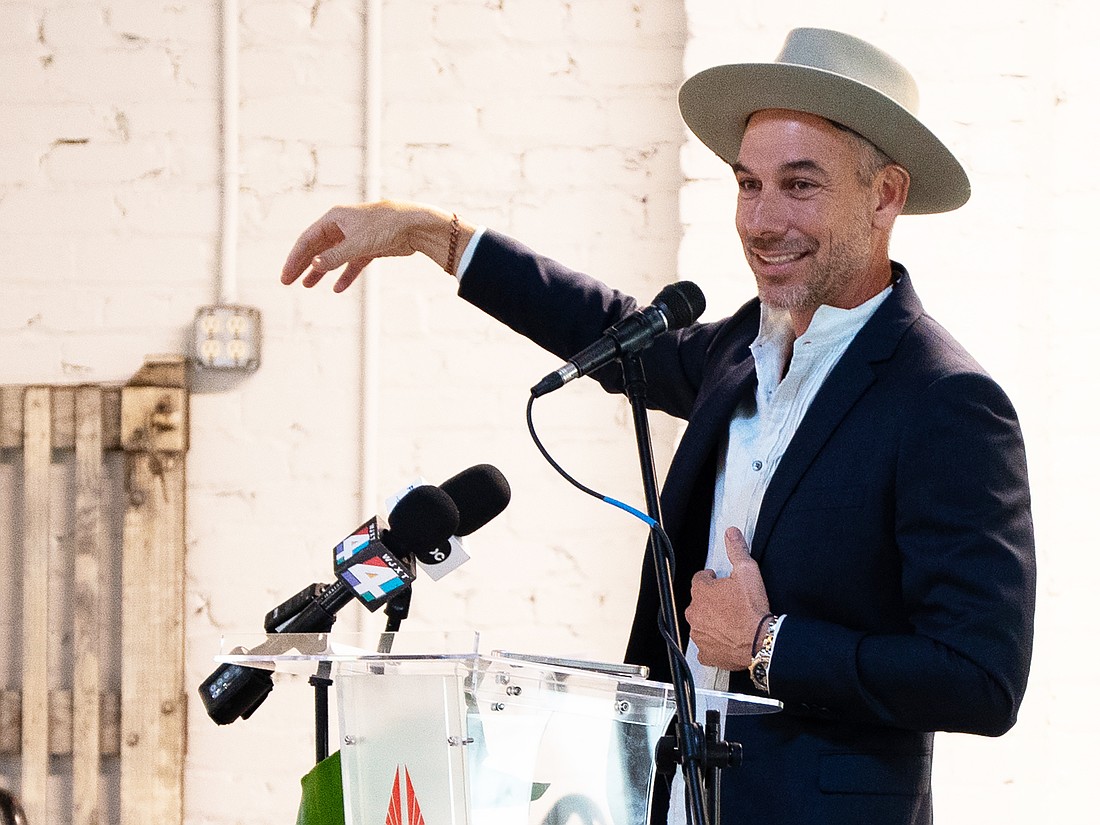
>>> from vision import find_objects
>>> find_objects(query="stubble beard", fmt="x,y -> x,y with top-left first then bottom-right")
750,217 -> 875,313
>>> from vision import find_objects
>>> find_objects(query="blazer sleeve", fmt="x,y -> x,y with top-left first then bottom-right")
457,229 -> 717,419
767,368 -> 1036,736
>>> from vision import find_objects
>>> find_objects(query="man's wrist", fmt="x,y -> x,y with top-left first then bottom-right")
752,612 -> 775,656
407,205 -> 476,275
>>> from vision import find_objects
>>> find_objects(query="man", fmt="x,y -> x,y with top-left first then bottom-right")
281,28 -> 1035,825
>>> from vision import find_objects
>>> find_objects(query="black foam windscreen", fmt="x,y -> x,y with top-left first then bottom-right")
439,464 -> 512,536
383,484 -> 460,556
654,281 -> 706,330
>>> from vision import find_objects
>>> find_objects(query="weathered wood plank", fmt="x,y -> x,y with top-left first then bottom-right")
0,385 -> 23,448
20,386 -> 51,825
48,688 -> 72,755
0,689 -> 20,753
73,386 -> 104,825
126,354 -> 187,389
100,689 -> 121,757
52,385 -> 76,449
120,387 -> 188,454
120,380 -> 186,825
1,383 -> 126,452
102,386 -> 123,450
0,689 -> 122,756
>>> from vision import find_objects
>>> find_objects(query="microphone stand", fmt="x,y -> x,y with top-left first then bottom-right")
196,582 -> 340,761
620,352 -> 733,825
309,660 -> 333,765
379,580 -> 413,650
306,568 -> 415,759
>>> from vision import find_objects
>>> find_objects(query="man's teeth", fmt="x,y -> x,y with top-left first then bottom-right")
757,251 -> 802,264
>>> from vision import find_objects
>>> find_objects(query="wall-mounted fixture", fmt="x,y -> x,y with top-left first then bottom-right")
191,304 -> 261,371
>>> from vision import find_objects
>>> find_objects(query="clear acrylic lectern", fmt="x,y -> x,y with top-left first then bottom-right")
217,632 -> 781,825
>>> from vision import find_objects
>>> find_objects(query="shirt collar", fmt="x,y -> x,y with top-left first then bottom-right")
750,285 -> 894,389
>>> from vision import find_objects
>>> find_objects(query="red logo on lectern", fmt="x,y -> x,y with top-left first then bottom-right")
385,766 -> 426,825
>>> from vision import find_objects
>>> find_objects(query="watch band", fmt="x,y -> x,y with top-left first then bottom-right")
749,613 -> 784,694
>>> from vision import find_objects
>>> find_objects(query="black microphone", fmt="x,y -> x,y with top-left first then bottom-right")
383,464 -> 512,632
412,464 -> 512,568
270,484 -> 459,626
444,463 -> 512,536
198,484 -> 459,725
530,281 -> 706,397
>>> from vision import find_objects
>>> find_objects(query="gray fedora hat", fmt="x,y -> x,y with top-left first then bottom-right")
679,28 -> 970,214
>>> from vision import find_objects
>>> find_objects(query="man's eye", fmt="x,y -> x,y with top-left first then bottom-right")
737,179 -> 760,195
790,180 -> 819,195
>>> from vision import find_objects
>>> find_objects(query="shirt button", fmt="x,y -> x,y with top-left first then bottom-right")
751,460 -> 763,471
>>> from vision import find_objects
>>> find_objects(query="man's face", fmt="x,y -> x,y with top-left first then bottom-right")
733,109 -> 886,315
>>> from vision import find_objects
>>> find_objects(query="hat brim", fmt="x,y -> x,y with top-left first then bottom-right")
679,63 -> 970,215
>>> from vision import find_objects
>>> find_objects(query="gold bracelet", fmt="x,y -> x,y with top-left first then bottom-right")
446,212 -> 460,276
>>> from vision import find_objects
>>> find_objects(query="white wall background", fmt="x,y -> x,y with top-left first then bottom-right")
0,1 -> 1095,823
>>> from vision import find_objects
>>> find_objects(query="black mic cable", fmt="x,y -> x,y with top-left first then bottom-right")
524,394 -> 695,697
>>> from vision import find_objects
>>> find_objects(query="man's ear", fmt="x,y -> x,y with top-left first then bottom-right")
872,164 -> 911,229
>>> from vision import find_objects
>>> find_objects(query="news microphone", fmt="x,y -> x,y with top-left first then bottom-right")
278,483 -> 459,625
380,464 -> 512,633
530,281 -> 706,397
383,463 -> 512,581
422,462 -> 511,553
198,484 -> 459,725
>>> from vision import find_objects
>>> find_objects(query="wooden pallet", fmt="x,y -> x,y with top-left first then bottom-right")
0,356 -> 189,825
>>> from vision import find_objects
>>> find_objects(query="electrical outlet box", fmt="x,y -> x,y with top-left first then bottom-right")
192,305 -> 262,371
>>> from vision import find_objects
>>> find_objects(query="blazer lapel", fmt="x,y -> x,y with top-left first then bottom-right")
750,272 -> 924,561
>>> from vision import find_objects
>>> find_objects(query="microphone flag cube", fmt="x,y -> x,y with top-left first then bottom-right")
333,517 -> 413,611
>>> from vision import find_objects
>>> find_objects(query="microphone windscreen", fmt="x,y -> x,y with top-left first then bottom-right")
439,464 -> 512,536
384,485 -> 460,557
655,281 -> 706,330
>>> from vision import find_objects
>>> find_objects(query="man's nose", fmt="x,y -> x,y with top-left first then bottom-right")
738,189 -> 790,238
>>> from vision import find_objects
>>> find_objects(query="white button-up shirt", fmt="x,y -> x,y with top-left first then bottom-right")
685,287 -> 892,694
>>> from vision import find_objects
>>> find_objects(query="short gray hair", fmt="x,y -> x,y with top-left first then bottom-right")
827,119 -> 897,186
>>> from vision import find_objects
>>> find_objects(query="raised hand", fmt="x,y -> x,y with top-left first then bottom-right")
280,201 -> 470,292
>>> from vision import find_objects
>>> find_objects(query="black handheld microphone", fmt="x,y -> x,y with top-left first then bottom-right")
330,484 -> 461,614
530,281 -> 706,397
264,484 -> 459,628
198,484 -> 460,725
412,464 -> 512,568
444,463 -> 512,537
384,464 -> 512,631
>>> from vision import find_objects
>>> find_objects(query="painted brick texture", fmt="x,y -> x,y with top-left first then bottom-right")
0,1 -> 1093,823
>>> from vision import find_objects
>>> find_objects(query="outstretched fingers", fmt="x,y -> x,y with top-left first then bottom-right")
281,214 -> 348,285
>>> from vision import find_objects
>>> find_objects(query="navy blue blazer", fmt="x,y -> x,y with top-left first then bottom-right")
460,230 -> 1036,825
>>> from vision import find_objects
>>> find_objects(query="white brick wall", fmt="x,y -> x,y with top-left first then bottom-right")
0,1 -> 1092,823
